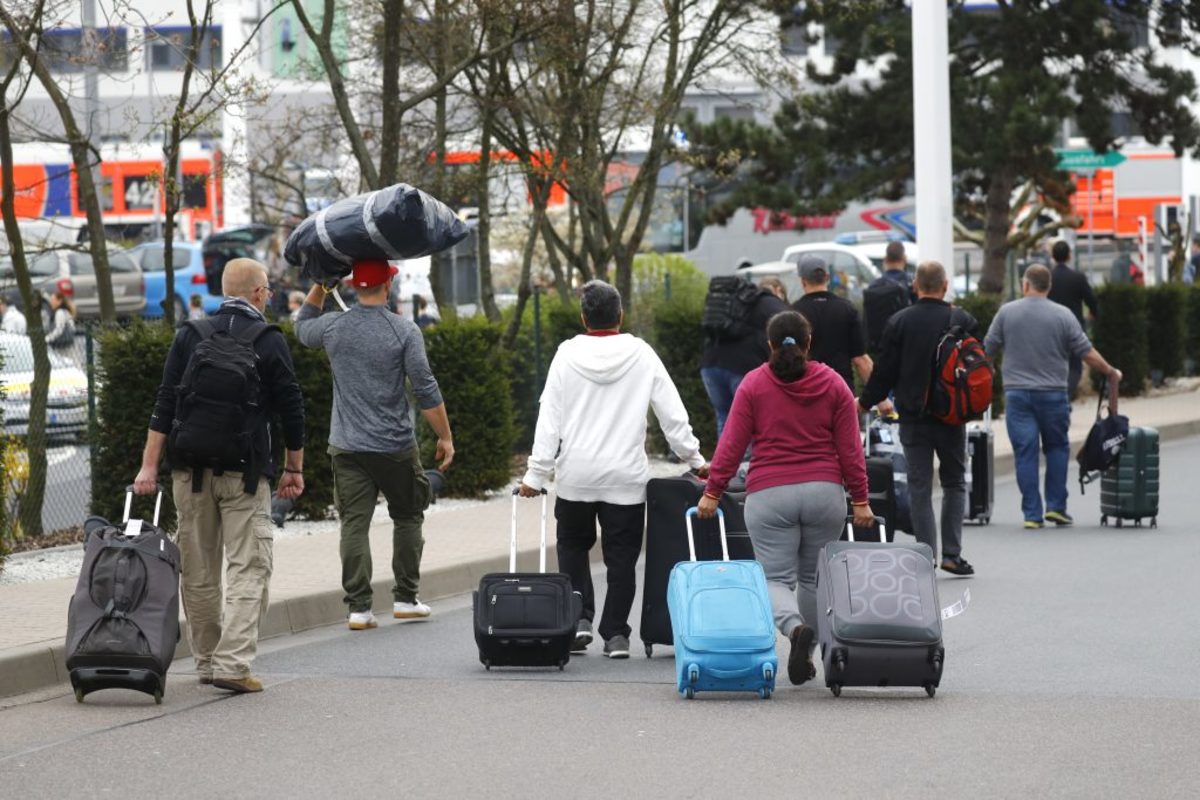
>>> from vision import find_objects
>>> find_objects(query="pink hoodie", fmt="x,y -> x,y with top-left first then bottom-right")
705,360 -> 869,503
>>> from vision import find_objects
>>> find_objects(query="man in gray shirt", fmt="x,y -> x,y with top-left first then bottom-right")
984,264 -> 1120,530
296,260 -> 454,631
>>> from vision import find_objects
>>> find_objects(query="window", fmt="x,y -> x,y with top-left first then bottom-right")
1111,8 -> 1149,49
714,105 -> 756,123
182,174 -> 208,209
67,252 -> 94,276
146,26 -> 223,71
41,28 -> 128,73
779,9 -> 807,56
0,253 -> 58,278
108,252 -> 136,273
75,172 -> 115,212
122,175 -> 158,211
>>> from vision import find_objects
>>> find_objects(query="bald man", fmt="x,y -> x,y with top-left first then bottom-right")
134,258 -> 306,694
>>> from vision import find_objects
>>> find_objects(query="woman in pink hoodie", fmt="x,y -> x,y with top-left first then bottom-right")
698,310 -> 873,686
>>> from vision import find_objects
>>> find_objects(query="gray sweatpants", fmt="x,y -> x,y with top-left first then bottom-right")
744,481 -> 846,636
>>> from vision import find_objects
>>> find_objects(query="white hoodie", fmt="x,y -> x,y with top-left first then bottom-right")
522,333 -> 705,505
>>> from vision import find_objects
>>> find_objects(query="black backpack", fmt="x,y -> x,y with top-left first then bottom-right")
170,318 -> 275,492
862,275 -> 912,353
1077,381 -> 1129,493
701,276 -> 762,342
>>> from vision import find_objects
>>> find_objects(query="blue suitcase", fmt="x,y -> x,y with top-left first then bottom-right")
667,508 -> 777,700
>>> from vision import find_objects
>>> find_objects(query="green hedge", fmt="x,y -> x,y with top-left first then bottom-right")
274,324 -> 335,520
505,296 -> 584,451
955,293 -> 1005,417
417,316 -> 516,497
0,345 -> 7,574
1186,285 -> 1200,374
648,301 -> 717,458
1146,284 -> 1188,379
1091,284 -> 1148,396
92,322 -> 179,528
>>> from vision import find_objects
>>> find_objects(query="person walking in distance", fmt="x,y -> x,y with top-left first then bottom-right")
133,258 -> 306,694
296,260 -> 454,631
858,261 -> 978,576
984,264 -> 1122,529
518,281 -> 708,659
697,310 -> 872,686
791,254 -> 872,390
1046,240 -> 1099,400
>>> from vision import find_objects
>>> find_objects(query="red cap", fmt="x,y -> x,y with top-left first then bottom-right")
351,259 -> 399,288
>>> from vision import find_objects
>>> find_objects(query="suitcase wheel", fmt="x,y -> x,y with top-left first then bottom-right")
924,683 -> 937,699
644,643 -> 653,659
154,689 -> 163,705
1151,517 -> 1158,529
830,684 -> 842,698
758,687 -> 772,700
73,686 -> 85,704
687,664 -> 700,685
1115,518 -> 1123,528
483,660 -> 491,671
1100,515 -> 1107,527
683,687 -> 695,700
558,662 -> 565,672
763,665 -> 774,683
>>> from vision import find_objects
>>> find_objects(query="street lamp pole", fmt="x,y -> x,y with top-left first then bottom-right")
912,0 -> 955,290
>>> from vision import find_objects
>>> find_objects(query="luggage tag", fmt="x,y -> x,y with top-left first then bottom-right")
941,588 -> 971,621
123,519 -> 142,538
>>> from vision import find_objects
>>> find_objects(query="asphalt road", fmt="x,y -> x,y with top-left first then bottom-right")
40,444 -> 91,533
2,437 -> 1198,799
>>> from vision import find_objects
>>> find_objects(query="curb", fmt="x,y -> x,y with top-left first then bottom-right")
4,420 -> 1197,701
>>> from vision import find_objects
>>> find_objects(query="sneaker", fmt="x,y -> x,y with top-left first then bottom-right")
940,556 -> 975,576
1044,510 -> 1074,527
787,624 -> 817,686
348,610 -> 378,630
212,675 -> 264,694
197,674 -> 213,685
1023,520 -> 1045,530
603,634 -> 630,659
393,599 -> 432,620
572,620 -> 593,652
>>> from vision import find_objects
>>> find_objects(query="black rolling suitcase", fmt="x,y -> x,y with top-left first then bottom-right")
640,474 -> 752,658
65,487 -> 181,705
1100,426 -> 1160,528
867,415 -> 911,536
474,489 -> 582,670
817,516 -> 945,698
852,413 -> 897,543
965,409 -> 994,525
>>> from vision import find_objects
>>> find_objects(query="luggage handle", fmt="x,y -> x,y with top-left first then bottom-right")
844,514 -> 887,544
510,488 -> 549,573
123,485 -> 163,528
684,507 -> 729,563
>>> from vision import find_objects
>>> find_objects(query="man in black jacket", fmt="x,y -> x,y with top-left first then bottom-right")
699,274 -> 790,437
1046,241 -> 1098,399
133,258 -> 306,694
859,261 -> 977,576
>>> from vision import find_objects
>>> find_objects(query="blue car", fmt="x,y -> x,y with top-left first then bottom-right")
131,242 -> 224,320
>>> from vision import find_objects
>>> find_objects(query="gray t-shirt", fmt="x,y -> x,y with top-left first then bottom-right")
984,296 -> 1092,392
296,303 -> 443,453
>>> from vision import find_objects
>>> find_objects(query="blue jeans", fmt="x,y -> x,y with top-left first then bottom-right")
700,367 -> 744,440
1004,390 -> 1071,522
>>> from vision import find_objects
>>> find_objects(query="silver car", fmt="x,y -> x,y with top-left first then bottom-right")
0,333 -> 89,440
0,245 -> 145,321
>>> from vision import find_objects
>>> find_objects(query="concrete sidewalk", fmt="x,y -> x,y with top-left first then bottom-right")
3,388 -> 1198,699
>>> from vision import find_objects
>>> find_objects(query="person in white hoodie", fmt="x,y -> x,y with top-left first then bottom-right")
518,281 -> 708,659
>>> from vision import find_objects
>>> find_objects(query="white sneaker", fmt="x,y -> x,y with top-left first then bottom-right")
348,611 -> 378,630
393,599 -> 432,620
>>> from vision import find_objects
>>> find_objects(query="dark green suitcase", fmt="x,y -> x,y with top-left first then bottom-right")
1100,426 -> 1159,528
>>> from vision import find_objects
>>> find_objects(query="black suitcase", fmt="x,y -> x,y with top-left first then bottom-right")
867,416 -> 911,536
65,487 -> 181,705
473,489 -> 582,670
1100,426 -> 1159,528
817,517 -> 945,698
640,474 -> 752,658
965,409 -> 994,525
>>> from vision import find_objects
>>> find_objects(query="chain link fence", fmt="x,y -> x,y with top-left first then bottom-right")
3,323 -> 98,543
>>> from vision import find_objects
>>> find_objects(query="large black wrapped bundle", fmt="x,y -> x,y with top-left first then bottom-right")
284,183 -> 468,283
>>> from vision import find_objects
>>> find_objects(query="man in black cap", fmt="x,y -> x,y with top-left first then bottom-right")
792,254 -> 872,390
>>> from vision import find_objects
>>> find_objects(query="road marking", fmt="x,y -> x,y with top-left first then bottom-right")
46,447 -> 77,467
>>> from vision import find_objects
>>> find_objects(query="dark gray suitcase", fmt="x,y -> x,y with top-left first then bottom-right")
66,488 -> 180,705
816,517 -> 945,698
965,409 -> 994,525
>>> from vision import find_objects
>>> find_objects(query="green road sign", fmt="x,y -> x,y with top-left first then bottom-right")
1055,149 -> 1128,170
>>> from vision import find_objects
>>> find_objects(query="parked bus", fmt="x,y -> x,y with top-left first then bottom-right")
5,140 -> 224,242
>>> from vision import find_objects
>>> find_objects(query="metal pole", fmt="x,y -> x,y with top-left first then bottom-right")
964,252 -> 970,296
682,176 -> 689,256
1087,171 -> 1095,282
664,271 -> 672,302
85,325 -> 96,475
912,0 -> 956,290
533,286 -> 543,404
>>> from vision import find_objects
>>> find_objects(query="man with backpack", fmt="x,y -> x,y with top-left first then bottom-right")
858,261 -> 981,576
792,254 -> 872,389
862,241 -> 915,356
699,271 -> 789,437
296,259 -> 454,632
984,264 -> 1122,529
1046,240 -> 1099,399
133,258 -> 306,694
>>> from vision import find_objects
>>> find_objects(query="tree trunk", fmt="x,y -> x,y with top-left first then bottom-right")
428,0 -> 450,312
613,244 -> 633,309
502,210 -> 543,349
378,0 -> 404,187
476,78 -> 500,322
0,105 -> 50,537
979,170 -> 1015,295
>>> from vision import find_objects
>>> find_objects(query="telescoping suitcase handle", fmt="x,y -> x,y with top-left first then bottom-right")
684,507 -> 729,563
844,514 -> 888,543
122,484 -> 164,528
510,487 -> 549,573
